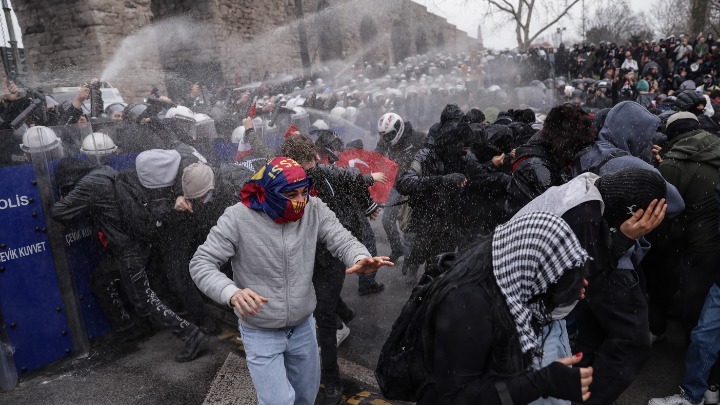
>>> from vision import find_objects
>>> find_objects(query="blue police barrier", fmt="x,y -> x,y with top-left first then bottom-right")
62,222 -> 111,340
212,140 -> 238,164
107,153 -> 139,173
0,164 -> 73,373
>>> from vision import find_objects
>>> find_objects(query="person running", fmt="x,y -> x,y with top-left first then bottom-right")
189,157 -> 393,405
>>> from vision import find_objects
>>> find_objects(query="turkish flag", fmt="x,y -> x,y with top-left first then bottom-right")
336,149 -> 398,203
248,102 -> 257,119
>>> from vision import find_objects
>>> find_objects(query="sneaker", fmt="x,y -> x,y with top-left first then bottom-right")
358,281 -> 385,296
649,388 -> 704,405
336,322 -> 350,348
323,384 -> 346,405
175,329 -> 208,362
706,385 -> 719,405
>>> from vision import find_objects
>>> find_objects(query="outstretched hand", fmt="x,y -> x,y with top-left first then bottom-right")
619,198 -> 667,240
346,256 -> 394,275
371,172 -> 389,184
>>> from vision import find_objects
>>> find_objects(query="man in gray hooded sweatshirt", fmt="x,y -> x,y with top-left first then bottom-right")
189,157 -> 392,405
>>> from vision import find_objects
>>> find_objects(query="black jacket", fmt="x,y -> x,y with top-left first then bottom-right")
505,133 -> 566,216
425,104 -> 465,147
312,163 -> 377,271
396,147 -> 480,232
419,283 -> 583,405
313,163 -> 376,235
51,164 -> 134,250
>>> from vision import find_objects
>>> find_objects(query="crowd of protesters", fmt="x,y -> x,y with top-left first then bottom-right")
2,28 -> 720,405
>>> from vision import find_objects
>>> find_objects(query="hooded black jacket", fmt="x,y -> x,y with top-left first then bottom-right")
505,132 -> 566,216
425,104 -> 464,147
51,162 -> 134,250
396,145 -> 483,233
312,163 -> 376,270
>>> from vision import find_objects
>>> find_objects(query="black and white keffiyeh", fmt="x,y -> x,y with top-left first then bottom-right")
492,212 -> 589,355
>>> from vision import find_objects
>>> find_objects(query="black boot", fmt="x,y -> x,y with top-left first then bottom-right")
175,329 -> 208,362
323,384 -> 346,405
358,281 -> 385,296
199,319 -> 222,336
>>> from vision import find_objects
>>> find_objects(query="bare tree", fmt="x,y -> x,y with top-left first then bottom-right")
485,0 -> 582,49
584,1 -> 655,45
651,0 -> 690,37
689,0 -> 710,36
708,1 -> 720,36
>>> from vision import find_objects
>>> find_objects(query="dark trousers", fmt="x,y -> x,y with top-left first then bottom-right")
153,230 -> 211,326
358,216 -> 379,289
680,252 -> 720,344
644,243 -> 682,336
90,253 -> 135,332
575,269 -> 651,405
381,188 -> 404,254
114,242 -> 197,341
313,258 -> 347,387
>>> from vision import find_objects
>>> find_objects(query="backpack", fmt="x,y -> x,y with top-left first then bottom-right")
114,170 -> 177,242
375,252 -> 456,401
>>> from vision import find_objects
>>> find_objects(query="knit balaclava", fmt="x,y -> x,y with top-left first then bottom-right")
595,168 -> 667,229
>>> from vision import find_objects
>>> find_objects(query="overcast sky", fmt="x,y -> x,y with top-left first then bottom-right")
414,0 -> 654,49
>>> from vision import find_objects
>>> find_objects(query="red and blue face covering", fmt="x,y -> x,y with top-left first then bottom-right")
240,157 -> 311,223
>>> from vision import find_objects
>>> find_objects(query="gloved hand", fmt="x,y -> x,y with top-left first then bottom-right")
443,173 -> 467,188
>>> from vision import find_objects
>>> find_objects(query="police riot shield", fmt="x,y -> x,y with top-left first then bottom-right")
0,123 -> 116,379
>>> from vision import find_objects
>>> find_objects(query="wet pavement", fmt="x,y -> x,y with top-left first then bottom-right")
0,218 -> 689,404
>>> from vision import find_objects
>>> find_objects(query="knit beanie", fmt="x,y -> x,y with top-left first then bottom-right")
182,163 -> 215,199
636,79 -> 650,92
665,111 -> 700,141
595,168 -> 667,228
136,149 -> 181,189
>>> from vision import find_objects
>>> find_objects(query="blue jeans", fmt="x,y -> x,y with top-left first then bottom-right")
682,284 -> 720,404
529,319 -> 571,405
239,316 -> 321,405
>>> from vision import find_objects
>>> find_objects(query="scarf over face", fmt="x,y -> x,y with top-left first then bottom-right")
492,212 -> 589,355
240,157 -> 311,223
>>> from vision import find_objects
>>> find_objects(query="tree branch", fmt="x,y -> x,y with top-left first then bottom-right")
488,0 -> 515,15
526,0 -> 581,45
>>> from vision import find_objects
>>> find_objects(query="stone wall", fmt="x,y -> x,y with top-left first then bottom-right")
14,0 -> 472,102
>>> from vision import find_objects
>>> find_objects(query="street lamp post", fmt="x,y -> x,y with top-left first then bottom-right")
556,27 -> 567,46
